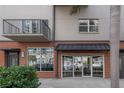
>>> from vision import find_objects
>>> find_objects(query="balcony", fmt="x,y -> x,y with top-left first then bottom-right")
3,19 -> 51,42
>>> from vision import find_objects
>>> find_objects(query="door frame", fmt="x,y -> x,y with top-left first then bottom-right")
61,54 -> 105,78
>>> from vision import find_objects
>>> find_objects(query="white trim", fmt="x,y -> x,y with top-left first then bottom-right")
72,56 -> 74,78
103,55 -> 105,79
91,56 -> 93,77
61,55 -> 63,78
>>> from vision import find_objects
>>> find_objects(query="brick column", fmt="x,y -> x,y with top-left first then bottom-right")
104,51 -> 110,78
0,51 -> 5,66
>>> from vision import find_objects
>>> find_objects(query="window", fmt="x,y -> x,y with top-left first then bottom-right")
22,20 -> 40,34
79,19 -> 99,33
32,20 -> 40,33
22,20 -> 32,33
42,20 -> 48,32
28,48 -> 54,71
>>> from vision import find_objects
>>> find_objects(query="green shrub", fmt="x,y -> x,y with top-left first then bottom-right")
0,66 -> 41,88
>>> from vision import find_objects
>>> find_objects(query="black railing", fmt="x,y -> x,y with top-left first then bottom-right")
3,19 -> 51,40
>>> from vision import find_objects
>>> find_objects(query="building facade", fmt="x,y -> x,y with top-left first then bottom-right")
0,5 -> 124,79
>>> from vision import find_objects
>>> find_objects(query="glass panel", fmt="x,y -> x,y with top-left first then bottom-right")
92,56 -> 103,77
8,52 -> 19,67
40,48 -> 54,71
63,56 -> 73,77
28,48 -> 54,71
22,20 -> 32,33
42,20 -> 49,32
89,20 -> 98,25
89,26 -> 98,32
79,20 -> 88,25
28,48 -> 37,55
32,20 -> 40,34
82,56 -> 91,76
74,56 -> 82,77
79,26 -> 88,32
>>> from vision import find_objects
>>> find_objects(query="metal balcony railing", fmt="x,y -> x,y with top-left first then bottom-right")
3,19 -> 51,40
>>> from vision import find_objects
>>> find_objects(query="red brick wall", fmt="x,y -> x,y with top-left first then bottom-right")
104,51 -> 110,78
0,51 -> 5,66
37,72 -> 55,78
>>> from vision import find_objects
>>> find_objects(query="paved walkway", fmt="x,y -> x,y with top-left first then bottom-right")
39,77 -> 124,88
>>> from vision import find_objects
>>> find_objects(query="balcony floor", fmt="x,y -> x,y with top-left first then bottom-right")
3,34 -> 50,42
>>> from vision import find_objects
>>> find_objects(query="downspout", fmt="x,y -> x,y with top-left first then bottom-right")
52,5 -> 58,78
52,5 -> 55,42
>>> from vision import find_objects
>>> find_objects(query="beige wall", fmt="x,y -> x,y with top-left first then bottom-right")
55,5 -> 124,41
1,5 -> 124,41
55,5 -> 110,41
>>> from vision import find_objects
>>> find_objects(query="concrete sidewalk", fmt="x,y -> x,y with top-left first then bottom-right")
39,77 -> 124,88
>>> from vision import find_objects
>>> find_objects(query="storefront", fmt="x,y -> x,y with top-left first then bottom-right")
56,43 -> 110,78
62,55 -> 104,78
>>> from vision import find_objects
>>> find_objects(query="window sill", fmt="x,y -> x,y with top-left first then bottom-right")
79,32 -> 99,34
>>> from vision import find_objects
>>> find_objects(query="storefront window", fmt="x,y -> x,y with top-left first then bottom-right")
28,48 -> 54,71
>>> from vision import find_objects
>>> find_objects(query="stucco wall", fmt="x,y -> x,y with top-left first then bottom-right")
55,5 -> 124,41
0,5 -> 124,41
55,5 -> 110,41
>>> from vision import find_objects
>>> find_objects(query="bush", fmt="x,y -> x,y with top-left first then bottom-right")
0,66 -> 41,88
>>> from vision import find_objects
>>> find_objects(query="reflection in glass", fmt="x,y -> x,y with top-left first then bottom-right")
82,56 -> 91,76
92,56 -> 103,77
79,26 -> 88,32
28,48 -> 54,71
79,19 -> 99,33
22,20 -> 40,34
89,20 -> 98,25
74,57 -> 82,77
79,20 -> 88,25
63,56 -> 73,77
62,55 -> 103,78
89,26 -> 98,32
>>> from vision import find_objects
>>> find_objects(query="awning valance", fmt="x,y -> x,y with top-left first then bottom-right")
56,44 -> 110,51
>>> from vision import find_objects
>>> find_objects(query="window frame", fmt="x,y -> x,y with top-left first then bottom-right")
79,19 -> 99,34
27,47 -> 54,72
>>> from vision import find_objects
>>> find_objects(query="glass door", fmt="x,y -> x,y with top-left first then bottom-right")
82,56 -> 92,77
63,56 -> 73,77
74,56 -> 82,77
